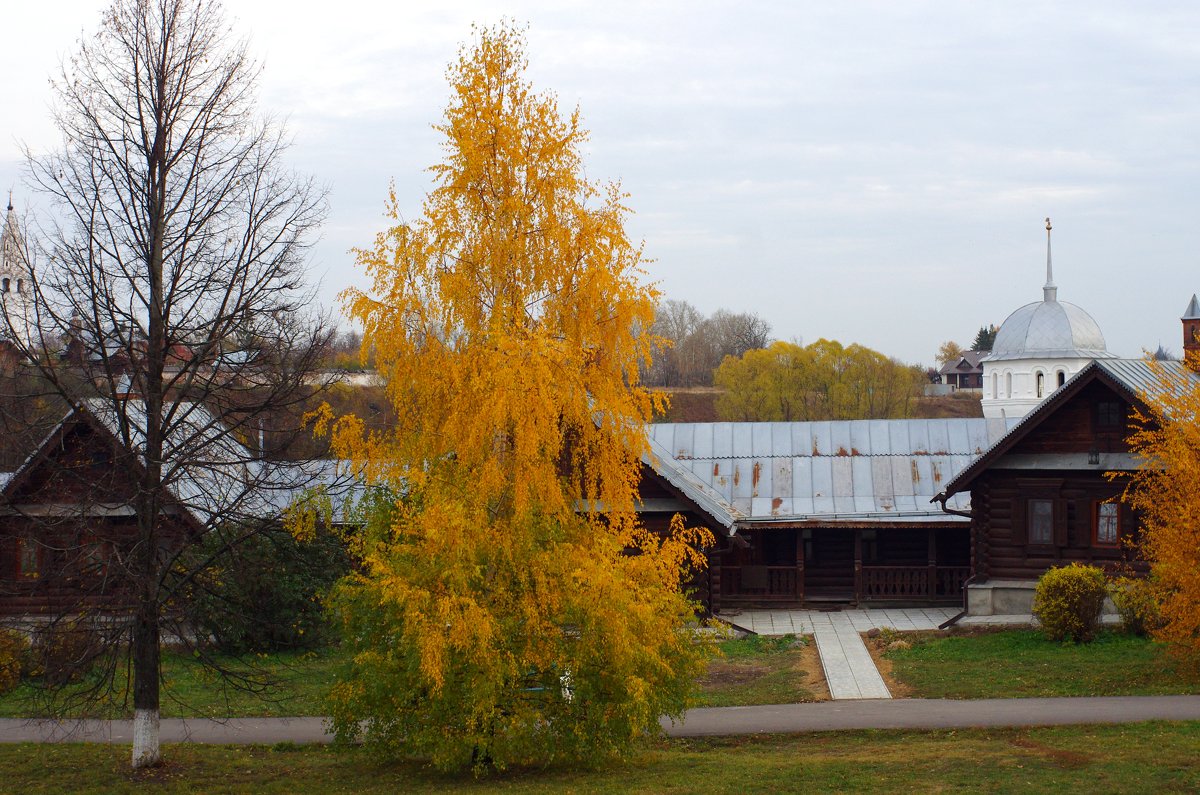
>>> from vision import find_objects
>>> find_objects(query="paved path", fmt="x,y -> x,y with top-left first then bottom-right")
3,696 -> 1200,744
0,717 -> 334,745
813,624 -> 890,699
661,695 -> 1200,736
718,607 -> 969,635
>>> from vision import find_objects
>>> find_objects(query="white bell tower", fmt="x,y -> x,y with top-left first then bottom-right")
0,195 -> 34,347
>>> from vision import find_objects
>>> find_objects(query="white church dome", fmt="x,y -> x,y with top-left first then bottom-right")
987,298 -> 1111,362
980,219 -> 1115,421
984,219 -> 1114,363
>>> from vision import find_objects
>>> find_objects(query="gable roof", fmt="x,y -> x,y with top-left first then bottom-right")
940,358 -> 1196,498
645,417 -> 1017,528
0,398 -> 358,528
643,430 -> 739,532
938,350 -> 985,375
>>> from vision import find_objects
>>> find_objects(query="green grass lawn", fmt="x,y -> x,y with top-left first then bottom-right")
882,629 -> 1200,699
0,647 -> 343,719
0,635 -> 820,719
695,634 -> 824,707
1,723 -> 1197,793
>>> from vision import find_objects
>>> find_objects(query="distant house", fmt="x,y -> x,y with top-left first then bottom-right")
937,350 -> 985,391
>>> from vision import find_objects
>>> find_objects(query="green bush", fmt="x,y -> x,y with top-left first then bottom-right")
183,525 -> 352,654
1109,576 -> 1164,637
0,629 -> 30,694
1032,564 -> 1108,643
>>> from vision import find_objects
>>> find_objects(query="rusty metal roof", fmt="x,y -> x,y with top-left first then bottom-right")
647,418 -> 1017,525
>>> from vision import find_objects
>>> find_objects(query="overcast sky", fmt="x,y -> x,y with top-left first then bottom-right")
3,1 -> 1200,364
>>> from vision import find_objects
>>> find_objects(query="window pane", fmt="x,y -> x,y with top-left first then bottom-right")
1029,499 -> 1053,544
18,541 -> 37,577
1097,502 -> 1119,544
1099,402 -> 1123,427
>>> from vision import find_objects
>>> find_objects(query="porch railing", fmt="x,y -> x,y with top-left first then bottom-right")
717,564 -> 970,602
861,566 -> 970,600
719,566 -> 799,599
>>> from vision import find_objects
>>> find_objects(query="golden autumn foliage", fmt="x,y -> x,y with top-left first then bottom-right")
320,24 -> 715,770
936,339 -> 966,366
1120,355 -> 1200,664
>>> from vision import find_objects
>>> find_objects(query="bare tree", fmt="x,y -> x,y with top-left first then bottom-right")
707,308 -> 772,360
12,0 -> 331,768
643,300 -> 772,387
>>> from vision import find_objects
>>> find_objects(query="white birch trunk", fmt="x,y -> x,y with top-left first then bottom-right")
131,708 -> 160,769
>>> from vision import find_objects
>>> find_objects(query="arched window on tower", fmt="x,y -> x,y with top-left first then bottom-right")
15,279 -> 22,294
1036,372 -> 1045,398
991,372 -> 997,399
1005,371 -> 1012,397
2,278 -> 10,293
1057,370 -> 1065,388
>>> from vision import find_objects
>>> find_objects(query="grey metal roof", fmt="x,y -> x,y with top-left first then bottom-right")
643,431 -> 738,531
1183,294 -> 1200,321
987,298 -> 1114,362
646,418 -> 1018,525
1095,358 -> 1193,399
86,399 -> 365,526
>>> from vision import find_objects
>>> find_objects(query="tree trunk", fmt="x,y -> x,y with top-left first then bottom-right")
131,593 -> 161,768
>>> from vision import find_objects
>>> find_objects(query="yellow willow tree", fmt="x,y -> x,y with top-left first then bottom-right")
319,25 -> 714,771
1120,356 -> 1200,664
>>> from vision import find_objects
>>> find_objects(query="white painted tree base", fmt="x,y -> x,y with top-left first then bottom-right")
131,709 -> 160,769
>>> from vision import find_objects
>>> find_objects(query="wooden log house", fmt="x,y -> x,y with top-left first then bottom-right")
637,418 -> 1016,612
937,358 -> 1195,615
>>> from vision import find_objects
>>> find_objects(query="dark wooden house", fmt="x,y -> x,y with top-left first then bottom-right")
937,358 -> 1193,615
639,417 -> 1016,612
0,405 -> 197,617
0,399 -> 349,619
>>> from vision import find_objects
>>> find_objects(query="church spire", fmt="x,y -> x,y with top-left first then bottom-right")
1043,217 -> 1057,302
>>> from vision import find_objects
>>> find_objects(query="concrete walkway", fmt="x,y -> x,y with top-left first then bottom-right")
662,695 -> 1200,736
813,623 -> 891,699
4,696 -> 1200,744
718,607 -> 967,635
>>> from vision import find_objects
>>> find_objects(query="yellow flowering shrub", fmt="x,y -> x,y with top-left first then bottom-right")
1032,563 -> 1108,643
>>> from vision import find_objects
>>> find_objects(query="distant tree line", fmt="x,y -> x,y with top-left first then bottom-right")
643,300 -> 772,387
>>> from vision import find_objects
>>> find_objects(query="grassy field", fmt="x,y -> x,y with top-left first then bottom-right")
696,634 -> 825,707
0,648 -> 343,719
877,629 -> 1200,699
0,722 -> 1197,793
0,635 -> 820,719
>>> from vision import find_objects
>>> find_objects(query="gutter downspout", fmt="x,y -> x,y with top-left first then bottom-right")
932,491 -> 972,628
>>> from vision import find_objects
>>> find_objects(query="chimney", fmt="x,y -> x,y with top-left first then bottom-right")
1183,294 -> 1200,371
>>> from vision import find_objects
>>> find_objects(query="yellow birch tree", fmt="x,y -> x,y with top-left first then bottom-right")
1120,356 -> 1200,663
320,24 -> 714,770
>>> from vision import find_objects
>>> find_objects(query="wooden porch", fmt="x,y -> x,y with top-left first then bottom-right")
710,526 -> 970,610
